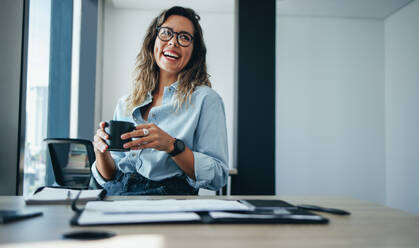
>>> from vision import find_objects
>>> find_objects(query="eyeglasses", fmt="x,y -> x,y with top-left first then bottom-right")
157,27 -> 194,47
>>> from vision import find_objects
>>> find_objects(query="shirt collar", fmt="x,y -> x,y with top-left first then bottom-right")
130,82 -> 178,118
140,91 -> 153,107
131,91 -> 152,119
169,81 -> 179,91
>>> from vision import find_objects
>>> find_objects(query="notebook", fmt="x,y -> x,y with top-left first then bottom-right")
24,186 -> 106,205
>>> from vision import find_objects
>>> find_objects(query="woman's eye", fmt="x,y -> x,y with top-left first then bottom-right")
179,34 -> 191,42
161,29 -> 172,37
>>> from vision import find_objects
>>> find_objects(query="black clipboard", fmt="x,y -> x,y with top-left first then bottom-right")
70,197 -> 328,226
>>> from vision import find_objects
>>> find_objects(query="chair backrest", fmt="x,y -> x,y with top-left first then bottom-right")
44,138 -> 101,189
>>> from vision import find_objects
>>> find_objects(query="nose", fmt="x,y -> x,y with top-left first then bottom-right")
168,34 -> 179,47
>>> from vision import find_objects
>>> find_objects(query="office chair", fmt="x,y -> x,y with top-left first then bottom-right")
44,138 -> 102,189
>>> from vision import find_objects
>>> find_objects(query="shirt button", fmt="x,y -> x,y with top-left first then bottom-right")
131,153 -> 136,158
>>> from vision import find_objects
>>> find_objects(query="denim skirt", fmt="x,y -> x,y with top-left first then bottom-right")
103,172 -> 198,196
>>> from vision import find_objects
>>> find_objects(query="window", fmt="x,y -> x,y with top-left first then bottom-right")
23,0 -> 82,195
23,0 -> 51,195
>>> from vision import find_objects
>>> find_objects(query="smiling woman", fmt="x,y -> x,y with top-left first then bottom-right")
129,7 -> 210,112
152,15 -> 195,104
91,6 -> 229,195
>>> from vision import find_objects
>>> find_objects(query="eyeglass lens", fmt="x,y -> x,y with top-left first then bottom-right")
158,27 -> 193,47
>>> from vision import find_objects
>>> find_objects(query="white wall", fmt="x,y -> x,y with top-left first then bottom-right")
276,16 -> 386,204
99,1 -> 235,170
385,0 -> 419,215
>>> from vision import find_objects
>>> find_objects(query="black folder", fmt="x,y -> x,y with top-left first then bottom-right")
70,199 -> 328,226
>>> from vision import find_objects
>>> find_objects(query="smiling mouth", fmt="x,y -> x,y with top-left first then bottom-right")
163,51 -> 180,60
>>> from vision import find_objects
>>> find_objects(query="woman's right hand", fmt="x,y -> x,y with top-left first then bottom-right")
93,121 -> 110,153
93,121 -> 116,180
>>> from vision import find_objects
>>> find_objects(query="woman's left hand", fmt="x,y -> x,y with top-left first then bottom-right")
121,123 -> 175,152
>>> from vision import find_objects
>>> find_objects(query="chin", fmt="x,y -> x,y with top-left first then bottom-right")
161,67 -> 181,75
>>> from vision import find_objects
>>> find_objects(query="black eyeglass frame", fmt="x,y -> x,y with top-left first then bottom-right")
156,26 -> 194,47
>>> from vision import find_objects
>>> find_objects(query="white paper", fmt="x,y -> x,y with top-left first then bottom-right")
25,187 -> 103,202
209,211 -> 288,219
209,211 -> 323,221
78,211 -> 200,225
84,199 -> 250,213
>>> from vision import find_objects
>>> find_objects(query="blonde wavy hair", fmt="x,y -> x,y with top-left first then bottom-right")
126,6 -> 211,113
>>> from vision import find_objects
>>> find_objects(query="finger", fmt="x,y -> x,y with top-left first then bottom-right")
134,123 -> 153,130
120,130 -> 136,140
123,135 -> 154,149
93,137 -> 108,153
121,128 -> 150,140
96,129 -> 109,140
99,143 -> 108,152
99,121 -> 108,129
94,135 -> 107,146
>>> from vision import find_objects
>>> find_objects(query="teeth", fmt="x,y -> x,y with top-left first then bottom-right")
163,51 -> 179,59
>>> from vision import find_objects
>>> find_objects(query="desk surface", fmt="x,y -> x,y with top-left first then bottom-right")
1,196 -> 418,247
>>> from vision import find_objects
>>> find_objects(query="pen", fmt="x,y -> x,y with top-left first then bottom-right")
296,204 -> 351,215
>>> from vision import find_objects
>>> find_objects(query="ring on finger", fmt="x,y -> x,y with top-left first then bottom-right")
142,128 -> 150,136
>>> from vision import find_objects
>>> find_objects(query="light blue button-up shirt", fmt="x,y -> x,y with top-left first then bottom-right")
91,82 -> 229,191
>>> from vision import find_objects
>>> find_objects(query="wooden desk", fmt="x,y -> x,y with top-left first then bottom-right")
1,196 -> 418,247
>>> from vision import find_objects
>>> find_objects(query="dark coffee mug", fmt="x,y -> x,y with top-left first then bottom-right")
105,120 -> 135,151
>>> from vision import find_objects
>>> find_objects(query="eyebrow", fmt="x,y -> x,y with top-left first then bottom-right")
160,26 -> 193,36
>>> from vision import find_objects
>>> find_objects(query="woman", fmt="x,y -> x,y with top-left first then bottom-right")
92,6 -> 229,195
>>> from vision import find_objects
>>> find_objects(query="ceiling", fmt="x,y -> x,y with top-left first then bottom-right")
111,0 -> 234,13
111,0 -> 414,19
277,0 -> 414,19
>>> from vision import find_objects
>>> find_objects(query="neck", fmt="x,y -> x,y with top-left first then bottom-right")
159,71 -> 178,89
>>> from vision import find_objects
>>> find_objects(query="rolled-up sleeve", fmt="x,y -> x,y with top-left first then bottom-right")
186,95 -> 229,191
91,151 -> 125,187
